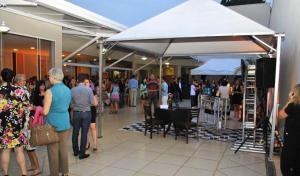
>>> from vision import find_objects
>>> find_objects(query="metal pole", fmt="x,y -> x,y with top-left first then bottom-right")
159,57 -> 163,105
97,39 -> 103,138
104,52 -> 135,71
269,35 -> 282,160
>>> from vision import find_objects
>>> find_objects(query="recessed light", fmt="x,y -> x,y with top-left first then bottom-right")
141,56 -> 148,61
93,58 -> 97,61
62,54 -> 65,57
76,53 -> 81,56
165,62 -> 170,65
13,48 -> 18,52
63,64 -> 67,67
67,60 -> 72,63
30,46 -> 35,50
108,58 -> 112,60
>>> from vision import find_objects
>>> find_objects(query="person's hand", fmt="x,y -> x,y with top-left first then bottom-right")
288,91 -> 295,102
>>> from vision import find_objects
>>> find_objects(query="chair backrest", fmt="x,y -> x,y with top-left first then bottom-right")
190,108 -> 200,120
144,105 -> 152,121
171,108 -> 191,129
155,108 -> 171,123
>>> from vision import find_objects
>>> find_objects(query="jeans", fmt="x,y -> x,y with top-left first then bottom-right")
148,92 -> 158,113
72,111 -> 91,156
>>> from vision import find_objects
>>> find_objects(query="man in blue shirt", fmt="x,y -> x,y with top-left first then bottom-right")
71,74 -> 95,159
128,75 -> 138,107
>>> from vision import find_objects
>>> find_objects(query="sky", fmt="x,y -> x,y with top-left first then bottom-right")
67,0 -> 185,27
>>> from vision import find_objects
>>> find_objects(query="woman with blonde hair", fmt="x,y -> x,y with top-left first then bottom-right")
43,68 -> 71,176
279,84 -> 300,176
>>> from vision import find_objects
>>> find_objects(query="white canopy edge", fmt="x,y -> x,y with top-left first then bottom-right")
191,59 -> 241,75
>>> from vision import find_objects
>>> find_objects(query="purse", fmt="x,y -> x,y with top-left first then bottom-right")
29,106 -> 59,147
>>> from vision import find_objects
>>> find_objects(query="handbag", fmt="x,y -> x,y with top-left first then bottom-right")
29,106 -> 59,147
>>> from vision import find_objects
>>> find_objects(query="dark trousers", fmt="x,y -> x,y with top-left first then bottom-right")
148,92 -> 158,113
72,111 -> 91,156
281,139 -> 300,176
173,92 -> 180,107
190,95 -> 197,107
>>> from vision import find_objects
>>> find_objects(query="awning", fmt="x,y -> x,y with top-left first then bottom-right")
191,59 -> 241,75
106,0 -> 276,56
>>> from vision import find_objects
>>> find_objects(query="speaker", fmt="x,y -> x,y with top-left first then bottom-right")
256,58 -> 276,88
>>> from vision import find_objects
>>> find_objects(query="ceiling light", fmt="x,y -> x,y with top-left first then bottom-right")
13,48 -> 18,52
93,58 -> 97,61
76,53 -> 81,56
165,62 -> 170,65
30,46 -> 35,50
63,64 -> 67,67
141,56 -> 148,61
102,48 -> 107,54
67,60 -> 72,63
62,54 -> 65,57
108,58 -> 112,60
0,21 -> 10,33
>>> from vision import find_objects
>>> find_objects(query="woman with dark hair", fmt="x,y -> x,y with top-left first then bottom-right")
232,79 -> 243,121
110,79 -> 120,113
279,84 -> 300,176
0,68 -> 31,176
32,80 -> 46,107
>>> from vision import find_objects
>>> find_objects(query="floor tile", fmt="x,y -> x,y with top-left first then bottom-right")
184,158 -> 218,171
154,154 -> 189,166
175,167 -> 214,176
141,162 -> 181,176
193,149 -> 223,161
246,162 -> 266,175
111,158 -> 150,171
220,166 -> 264,176
69,162 -> 103,176
127,150 -> 161,161
93,167 -> 136,176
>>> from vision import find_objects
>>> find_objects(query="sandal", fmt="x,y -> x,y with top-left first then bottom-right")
93,148 -> 98,152
86,143 -> 90,150
31,171 -> 41,176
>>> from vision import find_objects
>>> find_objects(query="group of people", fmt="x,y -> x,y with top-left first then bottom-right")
0,68 -> 100,176
190,78 -> 244,121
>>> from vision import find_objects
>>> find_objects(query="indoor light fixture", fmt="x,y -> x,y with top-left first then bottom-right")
102,48 -> 107,54
107,58 -> 112,60
93,58 -> 97,61
165,62 -> 170,65
0,21 -> 10,33
30,46 -> 35,50
76,53 -> 81,56
62,54 -> 65,57
63,64 -> 67,67
141,56 -> 148,61
67,60 -> 72,63
13,48 -> 18,52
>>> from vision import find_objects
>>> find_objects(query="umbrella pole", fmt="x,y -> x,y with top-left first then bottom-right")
159,57 -> 163,105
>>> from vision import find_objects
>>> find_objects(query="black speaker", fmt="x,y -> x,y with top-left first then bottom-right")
256,58 -> 276,88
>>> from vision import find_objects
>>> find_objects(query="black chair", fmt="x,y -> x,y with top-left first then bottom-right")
190,108 -> 200,140
144,105 -> 165,139
172,108 -> 192,144
155,108 -> 172,137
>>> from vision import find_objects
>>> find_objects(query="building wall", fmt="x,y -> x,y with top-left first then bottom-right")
269,0 -> 300,103
0,10 -> 63,68
230,3 -> 271,26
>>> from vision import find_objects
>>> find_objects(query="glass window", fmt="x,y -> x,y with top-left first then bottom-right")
1,33 -> 53,80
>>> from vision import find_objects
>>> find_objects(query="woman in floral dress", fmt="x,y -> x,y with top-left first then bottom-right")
0,68 -> 31,176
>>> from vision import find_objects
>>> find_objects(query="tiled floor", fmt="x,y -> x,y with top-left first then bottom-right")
3,101 -> 269,176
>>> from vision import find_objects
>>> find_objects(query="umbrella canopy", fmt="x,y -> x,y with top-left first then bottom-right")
106,0 -> 276,57
191,59 -> 241,75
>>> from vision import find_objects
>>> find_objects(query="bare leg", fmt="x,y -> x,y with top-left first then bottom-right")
27,150 -> 40,174
115,102 -> 119,113
90,123 -> 97,149
1,148 -> 11,175
15,147 -> 27,175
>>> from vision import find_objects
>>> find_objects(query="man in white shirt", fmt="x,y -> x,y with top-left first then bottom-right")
190,80 -> 197,107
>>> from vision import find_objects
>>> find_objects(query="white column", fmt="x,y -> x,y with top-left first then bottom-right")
97,39 -> 103,138
269,35 -> 283,160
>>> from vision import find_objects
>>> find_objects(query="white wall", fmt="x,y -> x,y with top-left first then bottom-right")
269,0 -> 300,103
0,10 -> 63,68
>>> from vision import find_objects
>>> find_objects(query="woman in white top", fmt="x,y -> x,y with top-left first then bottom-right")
217,80 -> 230,99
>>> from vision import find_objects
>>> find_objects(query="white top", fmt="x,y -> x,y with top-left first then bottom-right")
190,84 -> 196,96
218,86 -> 230,99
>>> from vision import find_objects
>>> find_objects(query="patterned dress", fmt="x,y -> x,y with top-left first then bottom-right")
0,85 -> 31,149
